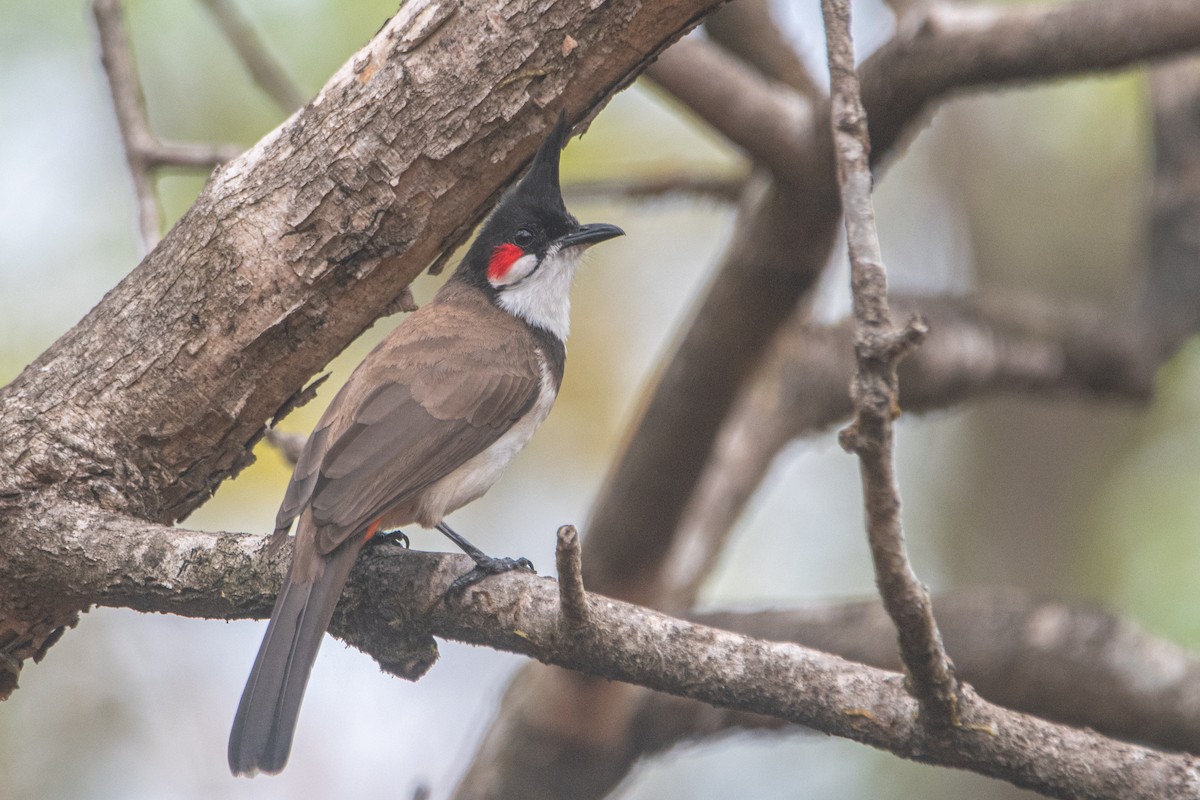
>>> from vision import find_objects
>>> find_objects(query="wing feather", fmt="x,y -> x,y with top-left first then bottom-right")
273,297 -> 543,556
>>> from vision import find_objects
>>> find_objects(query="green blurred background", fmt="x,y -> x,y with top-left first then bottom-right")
1,1 -> 1196,798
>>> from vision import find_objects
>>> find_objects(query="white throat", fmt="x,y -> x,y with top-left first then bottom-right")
496,245 -> 582,341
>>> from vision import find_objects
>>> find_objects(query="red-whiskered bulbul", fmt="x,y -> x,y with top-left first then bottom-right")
228,116 -> 623,776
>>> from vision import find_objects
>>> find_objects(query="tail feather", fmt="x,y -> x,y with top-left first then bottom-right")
228,542 -> 360,776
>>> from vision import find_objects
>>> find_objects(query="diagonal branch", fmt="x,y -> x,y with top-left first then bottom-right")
0,0 -> 729,691
705,0 -> 821,98
197,0 -> 307,113
645,39 -> 816,180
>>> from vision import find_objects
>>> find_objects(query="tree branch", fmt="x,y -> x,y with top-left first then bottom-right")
645,39 -> 817,182
564,172 -> 748,204
7,505 -> 1199,800
581,0 -> 1200,607
0,0 -> 726,691
704,0 -> 822,97
197,0 -> 307,113
824,0 -> 954,726
466,4 -> 1200,797
92,0 -> 241,251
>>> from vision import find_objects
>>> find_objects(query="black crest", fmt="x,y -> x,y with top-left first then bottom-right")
455,116 -> 580,285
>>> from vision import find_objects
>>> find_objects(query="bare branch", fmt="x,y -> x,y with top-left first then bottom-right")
92,0 -> 162,250
92,0 -> 243,252
555,525 -> 589,628
822,0 -> 956,727
564,172 -> 748,204
8,505 -> 1199,800
650,592 -> 1200,758
705,0 -> 822,97
863,0 -> 1200,162
197,0 -> 307,113
142,141 -> 243,168
645,39 -> 817,181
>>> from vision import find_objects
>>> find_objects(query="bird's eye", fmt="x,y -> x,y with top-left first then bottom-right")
513,228 -> 534,248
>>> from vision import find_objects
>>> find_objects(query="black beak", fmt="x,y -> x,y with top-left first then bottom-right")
558,222 -> 625,250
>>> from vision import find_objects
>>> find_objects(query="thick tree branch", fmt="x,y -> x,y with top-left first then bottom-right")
7,506 -> 1199,800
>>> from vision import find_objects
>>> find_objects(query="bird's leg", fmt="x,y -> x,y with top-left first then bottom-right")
435,521 -> 535,593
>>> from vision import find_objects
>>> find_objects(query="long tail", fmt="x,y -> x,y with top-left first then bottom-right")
228,538 -> 361,776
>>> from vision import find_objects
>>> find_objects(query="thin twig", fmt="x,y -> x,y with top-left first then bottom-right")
197,0 -> 306,113
143,141 -> 243,169
92,0 -> 161,250
555,525 -> 589,628
821,0 -> 958,728
564,173 -> 748,204
93,0 -> 242,253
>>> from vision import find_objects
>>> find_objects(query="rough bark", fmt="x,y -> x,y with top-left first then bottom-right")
0,0 -> 726,696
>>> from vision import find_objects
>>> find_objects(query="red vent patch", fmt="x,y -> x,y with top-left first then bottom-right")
488,243 -> 524,282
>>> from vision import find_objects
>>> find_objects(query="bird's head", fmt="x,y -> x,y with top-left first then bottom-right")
457,116 -> 624,341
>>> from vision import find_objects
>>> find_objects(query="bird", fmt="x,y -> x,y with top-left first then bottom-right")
228,115 -> 624,776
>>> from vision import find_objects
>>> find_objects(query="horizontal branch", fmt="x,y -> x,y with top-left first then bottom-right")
8,505 -> 1199,800
563,172 -> 748,204
864,0 -> 1200,160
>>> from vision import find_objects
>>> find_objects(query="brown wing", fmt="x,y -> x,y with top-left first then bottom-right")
273,295 -> 542,555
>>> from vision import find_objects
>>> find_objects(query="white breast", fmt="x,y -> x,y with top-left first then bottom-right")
413,357 -> 558,527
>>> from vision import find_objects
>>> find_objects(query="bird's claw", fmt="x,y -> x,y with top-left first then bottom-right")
446,555 -> 536,596
368,528 -> 410,549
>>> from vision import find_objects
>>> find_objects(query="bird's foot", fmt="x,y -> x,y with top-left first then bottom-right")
367,528 -> 410,549
446,555 -> 536,595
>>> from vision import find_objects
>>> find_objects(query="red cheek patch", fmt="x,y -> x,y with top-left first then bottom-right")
488,243 -> 524,282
